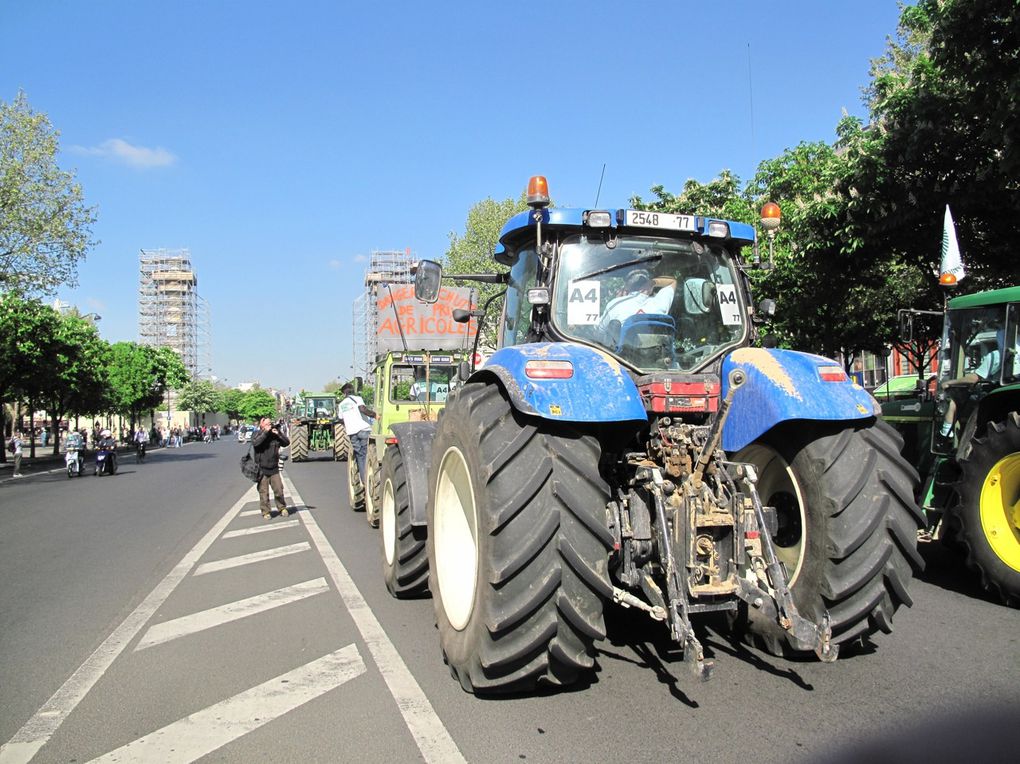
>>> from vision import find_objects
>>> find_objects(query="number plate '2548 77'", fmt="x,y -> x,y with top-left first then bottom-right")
623,210 -> 697,232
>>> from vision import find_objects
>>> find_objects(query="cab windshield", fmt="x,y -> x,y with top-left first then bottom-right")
943,304 -> 1016,383
552,234 -> 746,370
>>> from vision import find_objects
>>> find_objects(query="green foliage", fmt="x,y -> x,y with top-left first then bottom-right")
238,389 -> 278,421
443,194 -> 528,348
0,92 -> 97,295
176,379 -> 217,413
636,0 -> 1019,367
106,342 -> 183,420
0,292 -> 62,402
216,388 -> 246,421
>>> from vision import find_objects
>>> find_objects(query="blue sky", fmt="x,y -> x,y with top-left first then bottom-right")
1,0 -> 903,392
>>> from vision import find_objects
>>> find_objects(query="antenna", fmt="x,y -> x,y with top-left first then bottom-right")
747,43 -> 756,175
594,163 -> 606,207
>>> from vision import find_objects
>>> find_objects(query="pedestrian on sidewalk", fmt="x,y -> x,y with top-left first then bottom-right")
252,417 -> 291,520
9,431 -> 24,477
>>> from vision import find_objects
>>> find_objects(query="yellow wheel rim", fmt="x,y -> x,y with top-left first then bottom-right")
979,452 -> 1020,572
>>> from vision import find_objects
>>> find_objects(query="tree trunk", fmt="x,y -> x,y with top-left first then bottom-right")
52,410 -> 62,457
29,402 -> 35,459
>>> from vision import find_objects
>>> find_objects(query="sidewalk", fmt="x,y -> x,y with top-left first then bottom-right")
0,444 -> 165,480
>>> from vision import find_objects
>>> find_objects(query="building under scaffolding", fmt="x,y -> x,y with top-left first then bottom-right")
352,249 -> 415,379
138,249 -> 211,379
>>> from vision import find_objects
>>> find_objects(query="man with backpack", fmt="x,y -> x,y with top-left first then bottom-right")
251,417 -> 291,520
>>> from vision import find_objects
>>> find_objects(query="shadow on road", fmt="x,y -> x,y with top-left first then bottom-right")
914,539 -> 1002,606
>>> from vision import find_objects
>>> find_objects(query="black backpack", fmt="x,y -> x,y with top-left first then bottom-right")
240,443 -> 261,482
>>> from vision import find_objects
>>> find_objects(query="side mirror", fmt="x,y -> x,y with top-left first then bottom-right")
755,298 -> 777,323
458,361 -> 471,381
414,260 -> 443,304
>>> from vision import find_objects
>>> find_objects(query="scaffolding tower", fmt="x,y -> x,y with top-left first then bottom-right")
138,249 -> 210,379
352,249 -> 415,379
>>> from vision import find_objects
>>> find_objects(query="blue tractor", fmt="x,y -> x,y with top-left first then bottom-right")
378,176 -> 924,694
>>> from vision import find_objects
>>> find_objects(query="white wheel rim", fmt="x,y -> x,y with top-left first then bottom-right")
382,477 -> 397,566
434,446 -> 477,631
365,459 -> 376,518
736,443 -> 807,587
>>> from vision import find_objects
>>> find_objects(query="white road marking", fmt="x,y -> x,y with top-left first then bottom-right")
222,518 -> 300,538
281,474 -> 466,764
135,578 -> 329,651
239,509 -> 262,517
192,542 -> 310,576
88,644 -> 366,763
0,487 -> 256,764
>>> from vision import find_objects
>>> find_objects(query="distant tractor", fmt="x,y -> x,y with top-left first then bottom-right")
287,392 -> 348,462
885,287 -> 1020,605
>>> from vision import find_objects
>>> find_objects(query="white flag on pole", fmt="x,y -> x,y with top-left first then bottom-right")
938,204 -> 965,286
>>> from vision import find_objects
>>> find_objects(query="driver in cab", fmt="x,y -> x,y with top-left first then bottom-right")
596,269 -> 675,343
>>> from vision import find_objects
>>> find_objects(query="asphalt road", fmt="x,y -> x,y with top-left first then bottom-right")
1,439 -> 1016,763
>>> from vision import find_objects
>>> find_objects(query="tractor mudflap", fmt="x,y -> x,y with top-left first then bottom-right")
736,465 -> 837,662
388,421 -> 438,528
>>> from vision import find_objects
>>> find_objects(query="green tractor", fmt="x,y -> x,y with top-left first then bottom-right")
884,286 -> 1020,605
350,351 -> 467,531
287,392 -> 348,462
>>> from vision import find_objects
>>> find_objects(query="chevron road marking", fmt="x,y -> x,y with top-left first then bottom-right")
0,487 -> 256,764
281,474 -> 466,764
135,578 -> 330,651
192,542 -> 310,576
222,518 -> 301,538
88,644 -> 366,763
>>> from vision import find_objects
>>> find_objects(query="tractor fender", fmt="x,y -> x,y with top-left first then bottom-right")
467,342 -> 647,423
389,421 -> 438,527
721,348 -> 879,452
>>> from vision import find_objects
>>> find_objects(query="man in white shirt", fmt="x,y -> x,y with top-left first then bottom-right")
597,269 -> 676,344
339,383 -> 377,485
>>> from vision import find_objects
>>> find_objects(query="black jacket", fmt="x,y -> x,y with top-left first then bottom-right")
251,428 -> 290,475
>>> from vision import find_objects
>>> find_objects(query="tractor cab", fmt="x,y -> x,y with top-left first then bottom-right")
497,207 -> 755,376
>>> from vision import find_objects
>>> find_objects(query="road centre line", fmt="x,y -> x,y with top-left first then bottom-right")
222,519 -> 301,537
0,486 -> 256,764
193,542 -> 310,576
88,644 -> 366,763
282,474 -> 467,764
135,578 -> 329,651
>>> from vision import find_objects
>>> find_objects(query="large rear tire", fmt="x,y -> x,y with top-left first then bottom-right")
382,445 -> 429,597
734,418 -> 924,653
945,412 -> 1020,606
333,423 -> 348,461
365,442 -> 382,528
290,426 -> 308,462
427,381 -> 613,694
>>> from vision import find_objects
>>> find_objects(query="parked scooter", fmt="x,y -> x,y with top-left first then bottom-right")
95,430 -> 118,476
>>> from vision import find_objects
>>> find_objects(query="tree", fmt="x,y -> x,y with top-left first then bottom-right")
238,389 -> 278,422
106,343 -> 187,427
39,312 -> 110,455
0,293 -> 61,458
0,92 -> 97,295
176,379 -> 217,415
443,194 -> 529,349
216,388 -> 245,423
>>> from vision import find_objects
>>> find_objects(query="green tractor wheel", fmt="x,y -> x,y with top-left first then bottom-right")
290,425 -> 309,462
333,423 -> 349,461
946,412 -> 1020,606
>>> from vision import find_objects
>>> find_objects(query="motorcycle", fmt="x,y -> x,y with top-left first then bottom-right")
65,447 -> 84,478
136,441 -> 147,463
95,442 -> 118,476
